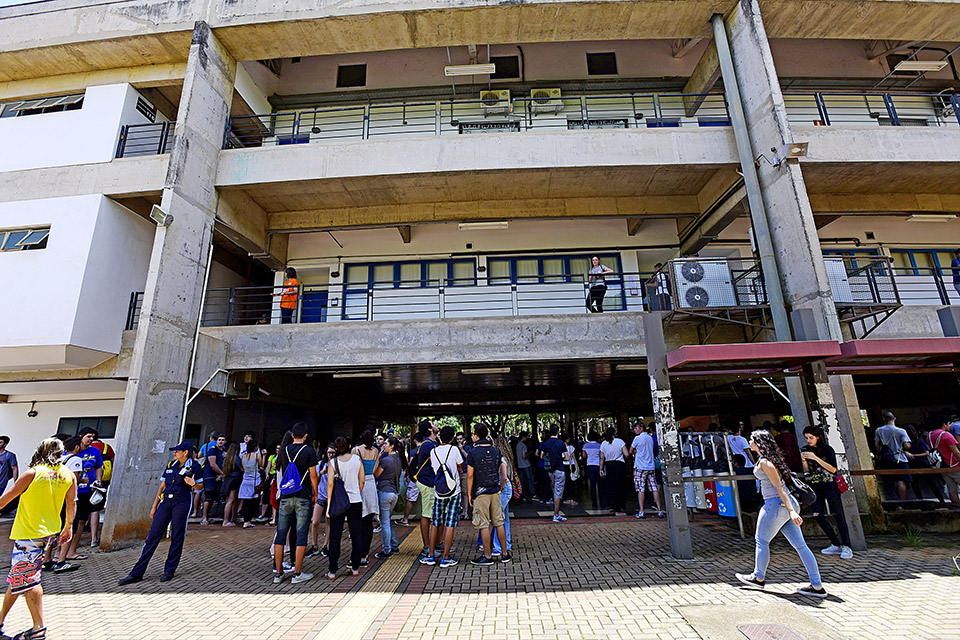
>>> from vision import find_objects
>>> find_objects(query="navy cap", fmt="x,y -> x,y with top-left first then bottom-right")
169,441 -> 196,453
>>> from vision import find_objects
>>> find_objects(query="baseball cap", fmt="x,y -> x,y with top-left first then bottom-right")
170,441 -> 196,453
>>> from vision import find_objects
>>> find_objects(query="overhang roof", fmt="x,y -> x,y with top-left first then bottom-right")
827,337 -> 960,373
666,340 -> 841,375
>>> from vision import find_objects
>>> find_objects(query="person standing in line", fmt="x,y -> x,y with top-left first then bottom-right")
581,432 -> 603,510
539,426 -> 569,523
201,434 -> 226,525
273,423 -> 318,585
903,423 -> 946,504
0,437 -> 19,517
61,428 -> 102,562
928,415 -> 960,507
562,435 -> 578,506
266,443 -> 280,526
193,433 -> 217,518
118,442 -> 202,586
874,412 -> 911,502
423,427 -> 464,567
599,427 -> 628,516
372,437 -> 404,558
308,444 -> 335,558
220,443 -> 242,527
50,438 -> 84,574
277,267 -> 300,324
0,438 -> 77,640
398,432 -> 421,526
630,422 -> 664,519
467,425 -> 511,565
772,421 -> 804,473
736,430 -> 827,598
412,422 -> 440,564
586,256 -> 615,313
950,248 -> 960,299
325,437 -> 365,579
800,426 -> 853,559
237,439 -> 263,528
352,430 -> 379,567
486,437 -> 515,558
515,432 -> 535,504
723,422 -> 755,467
88,437 -> 114,547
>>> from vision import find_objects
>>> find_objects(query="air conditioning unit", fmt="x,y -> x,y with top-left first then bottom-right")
824,257 -> 854,303
480,89 -> 511,116
671,260 -> 738,308
530,88 -> 563,115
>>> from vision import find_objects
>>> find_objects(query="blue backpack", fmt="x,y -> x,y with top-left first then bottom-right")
431,446 -> 457,499
278,445 -> 307,497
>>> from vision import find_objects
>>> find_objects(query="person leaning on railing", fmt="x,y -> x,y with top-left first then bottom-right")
274,267 -> 300,324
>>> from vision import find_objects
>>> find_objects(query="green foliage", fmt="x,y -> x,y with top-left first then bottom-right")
901,526 -> 924,548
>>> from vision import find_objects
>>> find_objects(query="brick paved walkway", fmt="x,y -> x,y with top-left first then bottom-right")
0,515 -> 956,640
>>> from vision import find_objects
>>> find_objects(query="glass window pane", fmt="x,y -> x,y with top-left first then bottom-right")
912,251 -> 936,270
451,261 -> 474,284
891,252 -> 912,269
937,252 -> 954,271
98,417 -> 118,439
399,263 -> 420,287
488,260 -> 510,284
601,255 -> 621,272
372,264 -> 394,288
516,259 -> 539,282
345,265 -> 368,285
16,230 -> 48,247
58,418 -> 80,436
426,263 -> 445,286
542,258 -> 564,282
569,258 -> 590,279
79,417 -> 100,432
2,231 -> 27,250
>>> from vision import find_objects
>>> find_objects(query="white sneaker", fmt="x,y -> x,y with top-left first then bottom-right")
820,544 -> 842,555
839,546 -> 853,559
291,572 -> 314,584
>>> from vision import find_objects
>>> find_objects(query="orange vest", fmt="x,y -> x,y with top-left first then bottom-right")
280,278 -> 299,309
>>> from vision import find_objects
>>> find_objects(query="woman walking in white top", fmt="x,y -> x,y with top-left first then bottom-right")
326,437 -> 365,579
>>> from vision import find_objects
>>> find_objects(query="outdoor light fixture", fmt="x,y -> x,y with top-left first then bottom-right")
461,367 -> 511,375
332,370 -> 382,378
905,214 -> 957,222
444,63 -> 496,77
149,204 -> 173,227
458,221 -> 509,231
894,60 -> 948,73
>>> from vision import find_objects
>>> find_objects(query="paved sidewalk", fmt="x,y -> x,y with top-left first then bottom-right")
0,516 -> 956,640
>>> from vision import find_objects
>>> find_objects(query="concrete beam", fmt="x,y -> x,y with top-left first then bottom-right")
0,156 -> 167,204
0,63 -> 186,101
672,38 -> 705,58
626,217 -> 644,236
216,189 -> 269,256
680,186 -> 746,255
808,193 -> 960,213
681,42 -> 721,116
397,225 -> 412,243
813,214 -> 840,229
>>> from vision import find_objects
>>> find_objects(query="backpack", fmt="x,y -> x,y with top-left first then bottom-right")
928,432 -> 945,468
277,445 -> 308,498
877,431 -> 898,465
542,444 -> 553,472
431,446 -> 457,499
412,443 -> 433,485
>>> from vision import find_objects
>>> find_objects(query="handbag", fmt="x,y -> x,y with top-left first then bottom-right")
787,473 -> 816,512
511,469 -> 523,500
834,473 -> 849,493
327,457 -> 351,518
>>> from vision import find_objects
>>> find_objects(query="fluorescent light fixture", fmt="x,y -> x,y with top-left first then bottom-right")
616,363 -> 646,371
458,221 -> 509,231
461,367 -> 511,375
905,214 -> 957,222
444,63 -> 497,77
332,370 -> 382,379
894,60 -> 948,73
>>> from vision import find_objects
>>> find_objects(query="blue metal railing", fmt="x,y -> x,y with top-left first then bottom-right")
116,121 -> 176,158
223,92 -> 731,148
782,91 -> 960,127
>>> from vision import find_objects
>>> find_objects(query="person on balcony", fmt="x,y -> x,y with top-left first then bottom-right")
277,267 -> 300,323
586,256 -> 614,312
648,263 -> 672,311
951,248 -> 960,299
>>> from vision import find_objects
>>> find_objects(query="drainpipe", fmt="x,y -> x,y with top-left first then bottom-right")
179,240 -> 215,441
710,13 -> 792,342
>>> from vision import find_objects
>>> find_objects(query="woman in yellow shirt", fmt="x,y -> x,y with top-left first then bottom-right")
0,438 -> 77,640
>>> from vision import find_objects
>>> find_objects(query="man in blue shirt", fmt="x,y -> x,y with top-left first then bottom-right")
951,249 -> 960,298
62,427 -> 103,562
411,421 -> 439,563
539,426 -> 569,522
201,434 -> 226,525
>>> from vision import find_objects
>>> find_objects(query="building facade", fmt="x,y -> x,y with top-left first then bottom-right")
1,0 -> 959,552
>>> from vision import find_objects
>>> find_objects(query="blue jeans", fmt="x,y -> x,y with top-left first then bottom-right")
518,466 -> 535,501
475,481 -> 512,553
378,491 -> 399,553
586,465 -> 601,509
753,496 -> 822,587
274,497 -> 311,547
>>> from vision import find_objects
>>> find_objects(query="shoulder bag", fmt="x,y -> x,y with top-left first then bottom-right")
787,472 -> 817,512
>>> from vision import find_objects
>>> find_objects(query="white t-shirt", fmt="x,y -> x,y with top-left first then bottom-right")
631,433 -> 655,471
600,438 -> 626,463
430,443 -> 464,497
334,454 -> 363,503
726,435 -> 754,468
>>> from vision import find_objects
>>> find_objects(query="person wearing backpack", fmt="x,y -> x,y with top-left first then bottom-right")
422,426 -> 464,567
466,425 -> 511,566
873,412 -> 911,501
412,421 -> 439,563
272,423 -> 318,585
928,415 -> 960,507
539,426 -> 569,523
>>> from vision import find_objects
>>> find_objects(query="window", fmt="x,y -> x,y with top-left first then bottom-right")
490,56 -> 520,80
890,248 -> 957,276
57,416 -> 118,439
0,93 -> 83,118
0,227 -> 50,252
342,259 -> 477,319
336,64 -> 367,88
487,253 -> 622,284
586,52 -> 618,76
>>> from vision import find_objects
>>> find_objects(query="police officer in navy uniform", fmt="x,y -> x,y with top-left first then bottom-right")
118,442 -> 202,585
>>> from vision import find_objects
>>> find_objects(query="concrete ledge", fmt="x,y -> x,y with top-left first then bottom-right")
0,155 -> 167,203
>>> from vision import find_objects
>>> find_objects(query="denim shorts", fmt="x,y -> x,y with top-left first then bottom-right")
274,497 -> 312,547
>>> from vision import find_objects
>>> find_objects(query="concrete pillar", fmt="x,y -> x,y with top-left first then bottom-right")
643,313 -> 693,559
722,0 -> 880,529
101,22 -> 236,549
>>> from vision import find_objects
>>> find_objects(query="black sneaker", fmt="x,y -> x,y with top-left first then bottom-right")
735,573 -> 765,590
500,553 -> 513,564
471,556 -> 496,566
374,551 -> 391,559
320,546 -> 329,558
52,562 -> 80,574
305,546 -> 320,558
796,585 -> 828,598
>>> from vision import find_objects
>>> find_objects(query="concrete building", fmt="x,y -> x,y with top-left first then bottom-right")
1,0 -> 959,553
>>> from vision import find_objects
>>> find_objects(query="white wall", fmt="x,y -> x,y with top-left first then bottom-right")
0,194 -> 152,363
0,83 -> 162,172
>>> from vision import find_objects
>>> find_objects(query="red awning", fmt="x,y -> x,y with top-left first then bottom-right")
666,340 -> 841,375
826,337 -> 960,373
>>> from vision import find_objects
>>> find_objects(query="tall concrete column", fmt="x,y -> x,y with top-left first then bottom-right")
721,0 -> 880,530
101,22 -> 236,548
643,313 -> 692,559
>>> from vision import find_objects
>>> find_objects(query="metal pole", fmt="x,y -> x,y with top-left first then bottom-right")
179,240 -> 215,441
723,435 -> 745,539
710,14 -> 792,343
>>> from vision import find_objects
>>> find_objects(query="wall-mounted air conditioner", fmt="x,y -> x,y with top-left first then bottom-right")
671,260 -> 738,308
530,88 -> 562,115
480,90 -> 511,116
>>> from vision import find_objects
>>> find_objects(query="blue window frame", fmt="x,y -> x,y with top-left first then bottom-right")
341,259 -> 477,320
486,253 -> 622,285
889,249 -> 954,276
822,248 -> 879,269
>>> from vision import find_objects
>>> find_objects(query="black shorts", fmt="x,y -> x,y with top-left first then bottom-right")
203,479 -> 221,501
74,492 -> 92,525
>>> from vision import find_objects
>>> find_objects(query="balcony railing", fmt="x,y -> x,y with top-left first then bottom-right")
116,121 -> 176,158
782,91 -> 960,128
223,92 -> 731,148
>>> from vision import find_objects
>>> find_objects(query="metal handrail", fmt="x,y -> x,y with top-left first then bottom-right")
782,91 -> 960,127
116,121 -> 176,158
